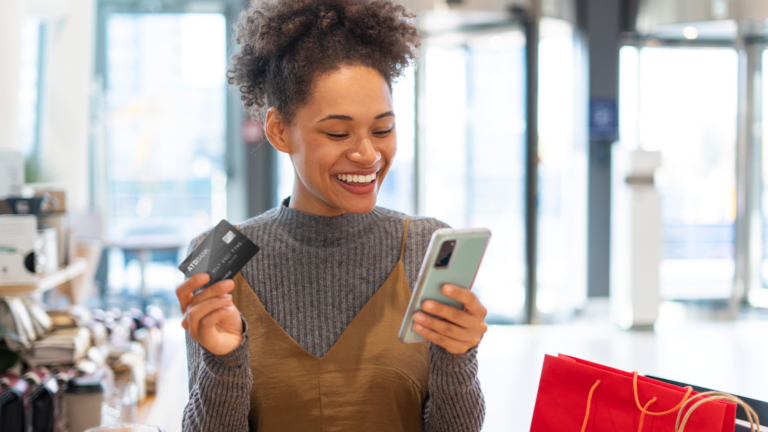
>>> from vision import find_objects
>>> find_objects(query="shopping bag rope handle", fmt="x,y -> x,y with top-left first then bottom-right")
581,380 -> 658,432
637,398 -> 657,432
675,391 -> 760,432
580,381 -> 601,432
581,374 -> 761,432
633,372 -> 693,416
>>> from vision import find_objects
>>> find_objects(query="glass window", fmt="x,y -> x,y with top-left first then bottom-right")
536,20 -> 587,318
376,67 -> 416,214
18,18 -> 42,159
620,46 -> 738,300
420,30 -> 527,323
105,14 -> 228,243
104,14 -> 227,310
276,151 -> 293,204
761,49 -> 768,289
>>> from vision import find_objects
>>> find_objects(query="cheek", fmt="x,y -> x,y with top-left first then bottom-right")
295,136 -> 341,180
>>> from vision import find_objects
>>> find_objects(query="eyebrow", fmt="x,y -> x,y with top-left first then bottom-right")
317,111 -> 395,123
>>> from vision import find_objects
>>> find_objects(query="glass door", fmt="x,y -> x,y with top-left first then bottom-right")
419,28 -> 527,323
103,13 -> 228,309
619,45 -> 738,300
760,49 -> 768,294
105,13 -> 228,243
536,18 -> 587,319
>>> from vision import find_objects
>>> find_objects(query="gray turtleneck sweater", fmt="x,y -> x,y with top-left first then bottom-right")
182,201 -> 485,431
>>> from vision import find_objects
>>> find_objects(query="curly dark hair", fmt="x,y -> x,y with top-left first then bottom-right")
227,0 -> 421,123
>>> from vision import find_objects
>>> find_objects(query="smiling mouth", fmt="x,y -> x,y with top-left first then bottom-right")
335,172 -> 377,185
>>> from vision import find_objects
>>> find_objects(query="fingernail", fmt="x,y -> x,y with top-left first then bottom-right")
445,285 -> 455,293
413,324 -> 423,331
414,313 -> 425,323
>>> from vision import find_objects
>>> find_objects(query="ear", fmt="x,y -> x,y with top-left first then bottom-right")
264,107 -> 290,154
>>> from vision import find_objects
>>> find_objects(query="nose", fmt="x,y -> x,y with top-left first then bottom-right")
349,136 -> 381,167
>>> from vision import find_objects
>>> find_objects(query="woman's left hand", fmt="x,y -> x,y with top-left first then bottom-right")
412,284 -> 488,355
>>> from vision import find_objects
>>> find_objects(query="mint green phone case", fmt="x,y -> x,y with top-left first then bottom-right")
399,228 -> 491,343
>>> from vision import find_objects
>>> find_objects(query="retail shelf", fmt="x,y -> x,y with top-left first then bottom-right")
0,258 -> 88,296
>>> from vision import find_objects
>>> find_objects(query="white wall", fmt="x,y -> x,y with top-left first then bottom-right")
38,0 -> 95,212
0,0 -> 25,150
0,0 -> 94,212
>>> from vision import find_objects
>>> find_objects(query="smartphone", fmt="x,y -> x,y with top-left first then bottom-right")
399,228 -> 491,343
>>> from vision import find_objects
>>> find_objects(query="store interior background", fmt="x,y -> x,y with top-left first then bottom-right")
3,0 -> 768,430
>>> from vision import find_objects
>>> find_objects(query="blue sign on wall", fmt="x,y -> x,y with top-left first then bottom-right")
589,99 -> 619,141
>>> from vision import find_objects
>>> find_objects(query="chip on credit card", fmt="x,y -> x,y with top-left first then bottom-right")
179,219 -> 260,288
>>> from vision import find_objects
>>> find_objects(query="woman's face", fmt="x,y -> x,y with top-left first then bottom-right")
265,65 -> 396,216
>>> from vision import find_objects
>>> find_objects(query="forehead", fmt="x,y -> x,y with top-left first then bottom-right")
303,66 -> 393,119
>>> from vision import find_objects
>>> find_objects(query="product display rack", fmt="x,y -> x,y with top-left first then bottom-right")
0,258 -> 88,296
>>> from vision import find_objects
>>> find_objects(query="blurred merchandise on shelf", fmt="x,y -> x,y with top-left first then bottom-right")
29,184 -> 68,213
0,180 -> 104,306
0,295 -> 166,431
41,212 -> 75,268
0,373 -> 28,431
38,227 -> 59,275
0,215 -> 39,286
48,305 -> 94,329
24,369 -> 58,432
1,297 -> 38,350
66,375 -> 104,432
56,239 -> 104,305
0,150 -> 24,198
20,296 -> 52,336
26,327 -> 92,367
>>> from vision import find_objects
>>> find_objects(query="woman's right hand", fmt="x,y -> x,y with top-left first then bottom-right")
176,273 -> 244,356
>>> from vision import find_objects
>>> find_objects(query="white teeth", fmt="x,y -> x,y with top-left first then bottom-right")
337,173 -> 378,184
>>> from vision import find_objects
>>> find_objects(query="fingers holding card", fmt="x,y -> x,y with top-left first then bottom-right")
179,220 -> 260,287
177,220 -> 259,355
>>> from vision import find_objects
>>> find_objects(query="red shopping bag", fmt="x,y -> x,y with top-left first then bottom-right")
530,354 -> 737,432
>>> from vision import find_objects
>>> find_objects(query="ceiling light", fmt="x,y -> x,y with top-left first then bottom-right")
683,27 -> 699,40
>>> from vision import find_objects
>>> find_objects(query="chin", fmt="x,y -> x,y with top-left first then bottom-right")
339,195 -> 378,214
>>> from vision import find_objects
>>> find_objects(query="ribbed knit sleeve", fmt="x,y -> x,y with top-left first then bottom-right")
402,218 -> 485,432
182,326 -> 252,431
182,237 -> 252,432
424,345 -> 485,432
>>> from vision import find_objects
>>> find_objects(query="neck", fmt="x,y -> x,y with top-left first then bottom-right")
290,176 -> 346,217
275,197 -> 381,248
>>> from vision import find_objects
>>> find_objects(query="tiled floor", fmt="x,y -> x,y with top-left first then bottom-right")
144,303 -> 768,431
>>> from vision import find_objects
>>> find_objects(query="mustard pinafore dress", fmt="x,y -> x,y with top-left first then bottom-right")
231,217 -> 430,431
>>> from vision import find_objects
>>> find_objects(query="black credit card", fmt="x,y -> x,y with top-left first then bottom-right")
179,219 -> 259,288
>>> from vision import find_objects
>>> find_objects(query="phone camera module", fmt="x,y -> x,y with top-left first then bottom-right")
434,240 -> 456,268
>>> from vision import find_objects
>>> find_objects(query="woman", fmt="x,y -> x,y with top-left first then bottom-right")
177,1 -> 488,430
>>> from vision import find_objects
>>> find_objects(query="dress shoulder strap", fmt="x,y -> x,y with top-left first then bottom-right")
399,217 -> 411,263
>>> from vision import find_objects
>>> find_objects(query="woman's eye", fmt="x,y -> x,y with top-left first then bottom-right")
373,128 -> 393,136
326,133 -> 349,139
